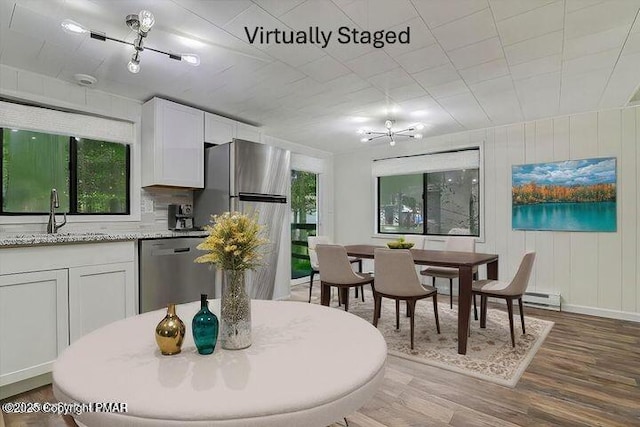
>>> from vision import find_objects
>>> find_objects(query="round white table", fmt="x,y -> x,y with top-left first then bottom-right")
53,300 -> 387,427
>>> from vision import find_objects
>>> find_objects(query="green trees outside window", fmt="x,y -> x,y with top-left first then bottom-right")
1,128 -> 129,215
290,170 -> 318,280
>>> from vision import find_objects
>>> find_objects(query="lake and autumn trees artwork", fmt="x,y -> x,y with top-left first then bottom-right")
512,157 -> 616,232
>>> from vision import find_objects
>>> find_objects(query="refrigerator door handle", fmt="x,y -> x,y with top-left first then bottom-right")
238,192 -> 287,203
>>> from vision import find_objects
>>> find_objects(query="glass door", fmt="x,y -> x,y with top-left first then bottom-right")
290,170 -> 318,282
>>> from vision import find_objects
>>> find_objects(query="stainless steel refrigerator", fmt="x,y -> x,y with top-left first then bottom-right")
193,139 -> 290,300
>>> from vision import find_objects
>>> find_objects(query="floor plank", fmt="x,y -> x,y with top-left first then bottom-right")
3,283 -> 640,426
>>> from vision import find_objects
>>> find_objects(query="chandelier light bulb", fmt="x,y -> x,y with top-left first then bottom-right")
181,54 -> 200,66
389,139 -> 396,146
61,19 -> 88,34
414,133 -> 423,139
385,120 -> 393,129
138,10 -> 155,32
127,57 -> 140,73
360,137 -> 369,143
356,129 -> 365,135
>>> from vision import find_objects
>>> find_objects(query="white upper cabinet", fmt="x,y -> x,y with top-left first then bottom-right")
142,98 -> 204,188
204,113 -> 236,145
236,122 -> 261,143
205,112 -> 262,144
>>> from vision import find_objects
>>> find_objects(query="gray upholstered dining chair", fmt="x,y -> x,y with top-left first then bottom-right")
420,235 -> 477,309
472,251 -> 536,347
308,236 -> 363,303
315,244 -> 374,312
373,248 -> 440,350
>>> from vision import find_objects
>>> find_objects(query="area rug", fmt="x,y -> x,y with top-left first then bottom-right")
346,297 -> 554,388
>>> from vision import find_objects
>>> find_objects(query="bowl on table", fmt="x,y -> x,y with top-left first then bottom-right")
386,241 -> 414,249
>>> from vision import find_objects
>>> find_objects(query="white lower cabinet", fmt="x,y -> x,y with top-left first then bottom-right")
0,241 -> 137,390
0,270 -> 69,386
69,262 -> 135,343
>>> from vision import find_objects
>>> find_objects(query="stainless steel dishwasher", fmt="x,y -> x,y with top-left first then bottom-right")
139,237 -> 216,313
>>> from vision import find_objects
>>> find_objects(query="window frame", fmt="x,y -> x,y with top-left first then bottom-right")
373,145 -> 484,241
0,127 -> 131,216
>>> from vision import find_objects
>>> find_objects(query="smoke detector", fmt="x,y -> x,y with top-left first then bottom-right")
73,73 -> 97,87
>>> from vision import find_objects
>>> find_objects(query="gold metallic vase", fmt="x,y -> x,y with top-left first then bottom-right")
155,304 -> 186,355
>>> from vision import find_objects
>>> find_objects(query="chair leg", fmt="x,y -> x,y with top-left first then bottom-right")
480,295 -> 487,328
357,259 -> 362,273
341,288 -> 350,312
518,297 -> 526,334
406,300 -> 411,317
308,271 -> 315,303
373,294 -> 381,327
506,299 -> 515,347
432,276 -> 435,287
408,299 -> 417,349
473,294 -> 478,320
395,299 -> 400,330
432,294 -> 440,334
355,286 -> 359,298
449,278 -> 453,309
360,285 -> 365,302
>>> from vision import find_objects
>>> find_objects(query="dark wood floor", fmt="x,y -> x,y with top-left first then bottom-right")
3,284 -> 640,427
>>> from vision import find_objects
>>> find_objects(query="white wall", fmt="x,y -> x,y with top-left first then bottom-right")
334,106 -> 640,322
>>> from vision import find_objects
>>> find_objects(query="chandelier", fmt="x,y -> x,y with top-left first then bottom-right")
61,10 -> 200,74
358,120 -> 424,146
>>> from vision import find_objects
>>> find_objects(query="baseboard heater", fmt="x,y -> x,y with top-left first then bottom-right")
522,292 -> 561,311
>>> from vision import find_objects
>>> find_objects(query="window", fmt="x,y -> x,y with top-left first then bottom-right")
375,148 -> 480,237
1,128 -> 130,215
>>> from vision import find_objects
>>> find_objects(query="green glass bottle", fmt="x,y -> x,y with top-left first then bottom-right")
192,294 -> 219,355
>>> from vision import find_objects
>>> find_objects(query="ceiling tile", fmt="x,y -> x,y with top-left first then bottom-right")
566,0 -> 606,13
431,9 -> 498,51
367,68 -> 415,90
564,0 -> 640,40
559,68 -> 611,113
503,31 -> 563,65
600,51 -> 640,107
563,25 -> 630,60
223,4 -> 284,42
412,63 -> 460,87
458,58 -> 509,84
474,89 -> 524,124
263,43 -> 326,68
393,44 -> 449,74
622,31 -> 640,56
253,0 -> 307,17
489,0 -> 558,21
437,91 -> 492,128
447,37 -> 504,69
172,0 -> 254,28
299,55 -> 351,83
413,0 -> 489,29
336,0 -> 416,28
469,75 -> 516,96
383,18 -> 436,58
563,48 -> 620,76
427,79 -> 470,99
514,71 -> 560,119
386,83 -> 428,102
510,54 -> 561,80
496,1 -> 564,46
344,50 -> 398,79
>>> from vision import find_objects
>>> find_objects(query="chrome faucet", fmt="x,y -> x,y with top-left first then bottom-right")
47,188 -> 67,234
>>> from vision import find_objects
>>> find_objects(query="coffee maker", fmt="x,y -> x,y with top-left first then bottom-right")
168,204 -> 194,230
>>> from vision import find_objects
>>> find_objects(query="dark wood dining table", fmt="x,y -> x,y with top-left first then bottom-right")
343,245 -> 499,355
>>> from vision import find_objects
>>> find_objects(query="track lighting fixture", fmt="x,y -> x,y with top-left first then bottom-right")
61,10 -> 200,74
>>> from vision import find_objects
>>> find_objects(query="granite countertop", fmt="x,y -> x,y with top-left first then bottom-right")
0,230 -> 209,248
